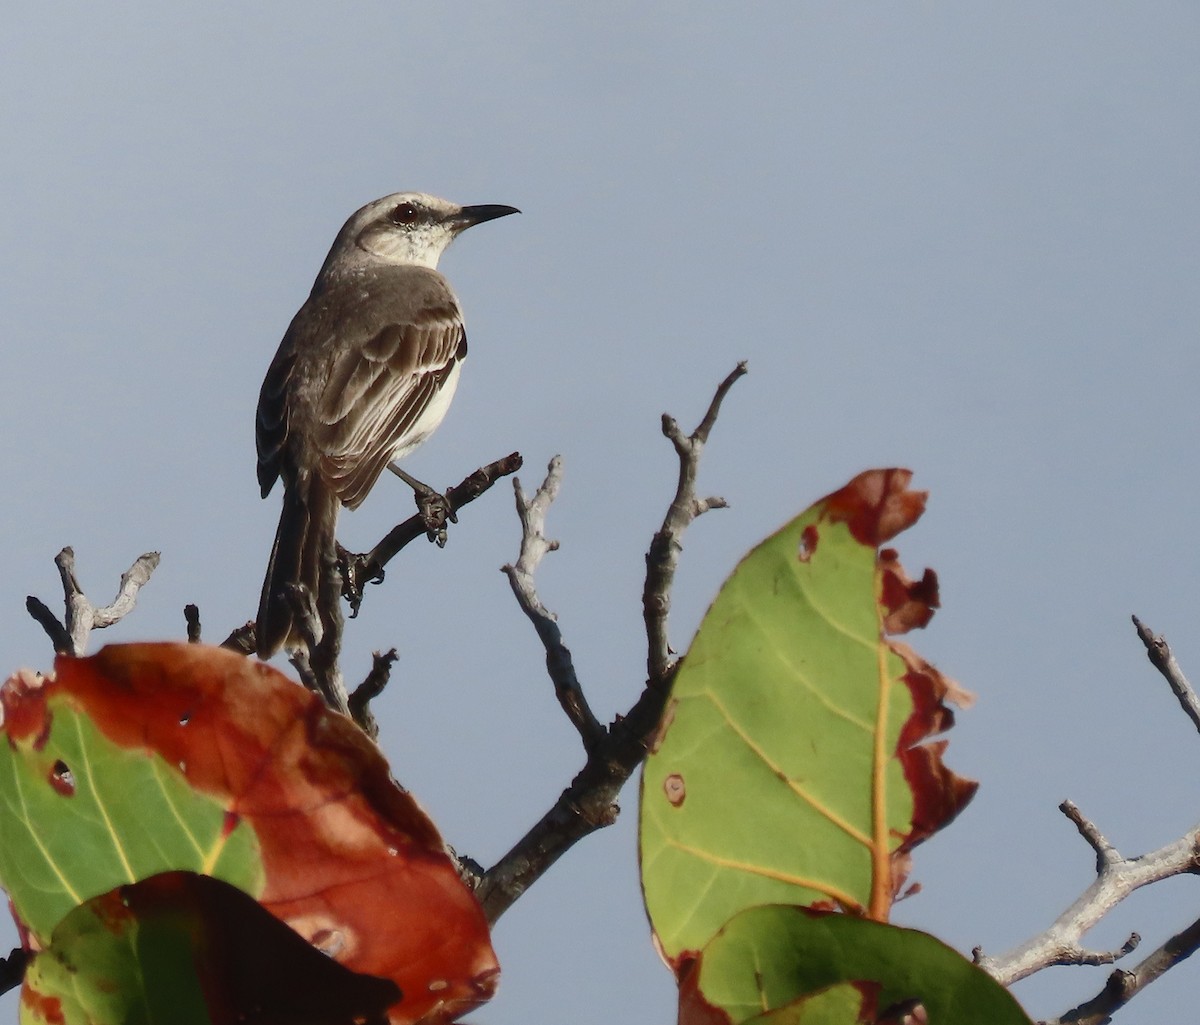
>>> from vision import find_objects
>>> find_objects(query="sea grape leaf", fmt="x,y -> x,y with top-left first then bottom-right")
0,643 -> 498,1024
640,469 -> 977,964
741,982 -> 878,1025
684,906 -> 1033,1025
682,971 -> 879,1025
20,871 -> 399,1025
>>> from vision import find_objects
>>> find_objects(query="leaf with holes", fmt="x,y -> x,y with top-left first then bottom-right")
0,643 -> 498,1024
640,469 -> 977,966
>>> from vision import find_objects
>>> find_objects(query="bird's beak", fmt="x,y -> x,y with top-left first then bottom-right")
452,204 -> 521,231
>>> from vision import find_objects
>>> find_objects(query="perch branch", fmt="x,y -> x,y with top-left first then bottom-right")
340,452 -> 523,615
477,366 -> 746,923
26,548 -> 160,656
246,454 -> 519,725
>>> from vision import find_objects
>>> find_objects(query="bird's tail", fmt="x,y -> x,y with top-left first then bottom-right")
256,473 -> 340,658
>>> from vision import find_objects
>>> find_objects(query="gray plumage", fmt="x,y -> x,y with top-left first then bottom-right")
255,193 -> 518,657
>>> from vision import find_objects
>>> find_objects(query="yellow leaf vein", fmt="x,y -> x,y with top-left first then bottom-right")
731,586 -> 873,734
73,715 -> 136,883
703,689 -> 873,849
664,837 -> 863,913
7,750 -> 82,907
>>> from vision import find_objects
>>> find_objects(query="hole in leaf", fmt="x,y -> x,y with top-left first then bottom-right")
311,927 -> 346,958
877,999 -> 927,1025
797,524 -> 819,562
49,759 -> 75,796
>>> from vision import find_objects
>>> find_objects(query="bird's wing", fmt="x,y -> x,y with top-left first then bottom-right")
256,343 -> 296,498
315,302 -> 467,509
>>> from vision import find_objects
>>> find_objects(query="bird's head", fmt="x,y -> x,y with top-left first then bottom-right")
330,192 -> 519,271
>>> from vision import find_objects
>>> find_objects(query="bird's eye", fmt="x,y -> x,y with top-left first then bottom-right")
389,202 -> 419,226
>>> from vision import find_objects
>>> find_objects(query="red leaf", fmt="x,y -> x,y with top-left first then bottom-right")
51,643 -> 498,1024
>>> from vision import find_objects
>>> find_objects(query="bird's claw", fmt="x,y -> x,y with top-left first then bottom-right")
415,488 -> 455,547
337,544 -> 385,617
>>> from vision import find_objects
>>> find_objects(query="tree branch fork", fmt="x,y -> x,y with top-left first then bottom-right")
975,616 -> 1200,1024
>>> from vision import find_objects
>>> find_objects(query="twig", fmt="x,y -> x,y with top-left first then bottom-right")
341,453 -> 523,615
975,803 -> 1200,987
477,366 -> 746,922
90,552 -> 159,629
349,649 -> 397,740
184,604 -> 202,643
643,361 -> 745,683
1132,615 -> 1200,737
25,548 -> 160,656
25,596 -> 71,654
501,457 -> 604,752
1046,913 -> 1200,1025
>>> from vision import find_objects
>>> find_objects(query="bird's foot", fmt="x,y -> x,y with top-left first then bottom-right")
337,543 -> 385,617
387,462 -> 458,547
414,486 -> 457,547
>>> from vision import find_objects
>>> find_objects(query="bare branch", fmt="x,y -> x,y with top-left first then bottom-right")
184,603 -> 202,643
977,622 -> 1200,1012
643,361 -> 746,683
349,649 -> 398,740
1061,799 -> 1121,873
975,804 -> 1200,986
91,552 -> 159,629
341,452 -> 523,615
1132,615 -> 1200,737
26,548 -> 160,656
1047,913 -> 1200,1025
501,457 -> 604,752
25,595 -> 71,654
479,367 -> 744,922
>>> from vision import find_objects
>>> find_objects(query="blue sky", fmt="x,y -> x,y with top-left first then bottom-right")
3,4 -> 1200,1022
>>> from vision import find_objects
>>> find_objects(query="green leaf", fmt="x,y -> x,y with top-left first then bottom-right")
20,871 -> 398,1025
741,982 -> 876,1025
640,470 -> 976,962
0,670 -> 263,941
690,906 -> 1032,1025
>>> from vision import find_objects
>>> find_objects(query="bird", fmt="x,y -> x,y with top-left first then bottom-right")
255,192 -> 519,658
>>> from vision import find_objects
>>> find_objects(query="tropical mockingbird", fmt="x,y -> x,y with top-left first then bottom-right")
255,192 -> 519,657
